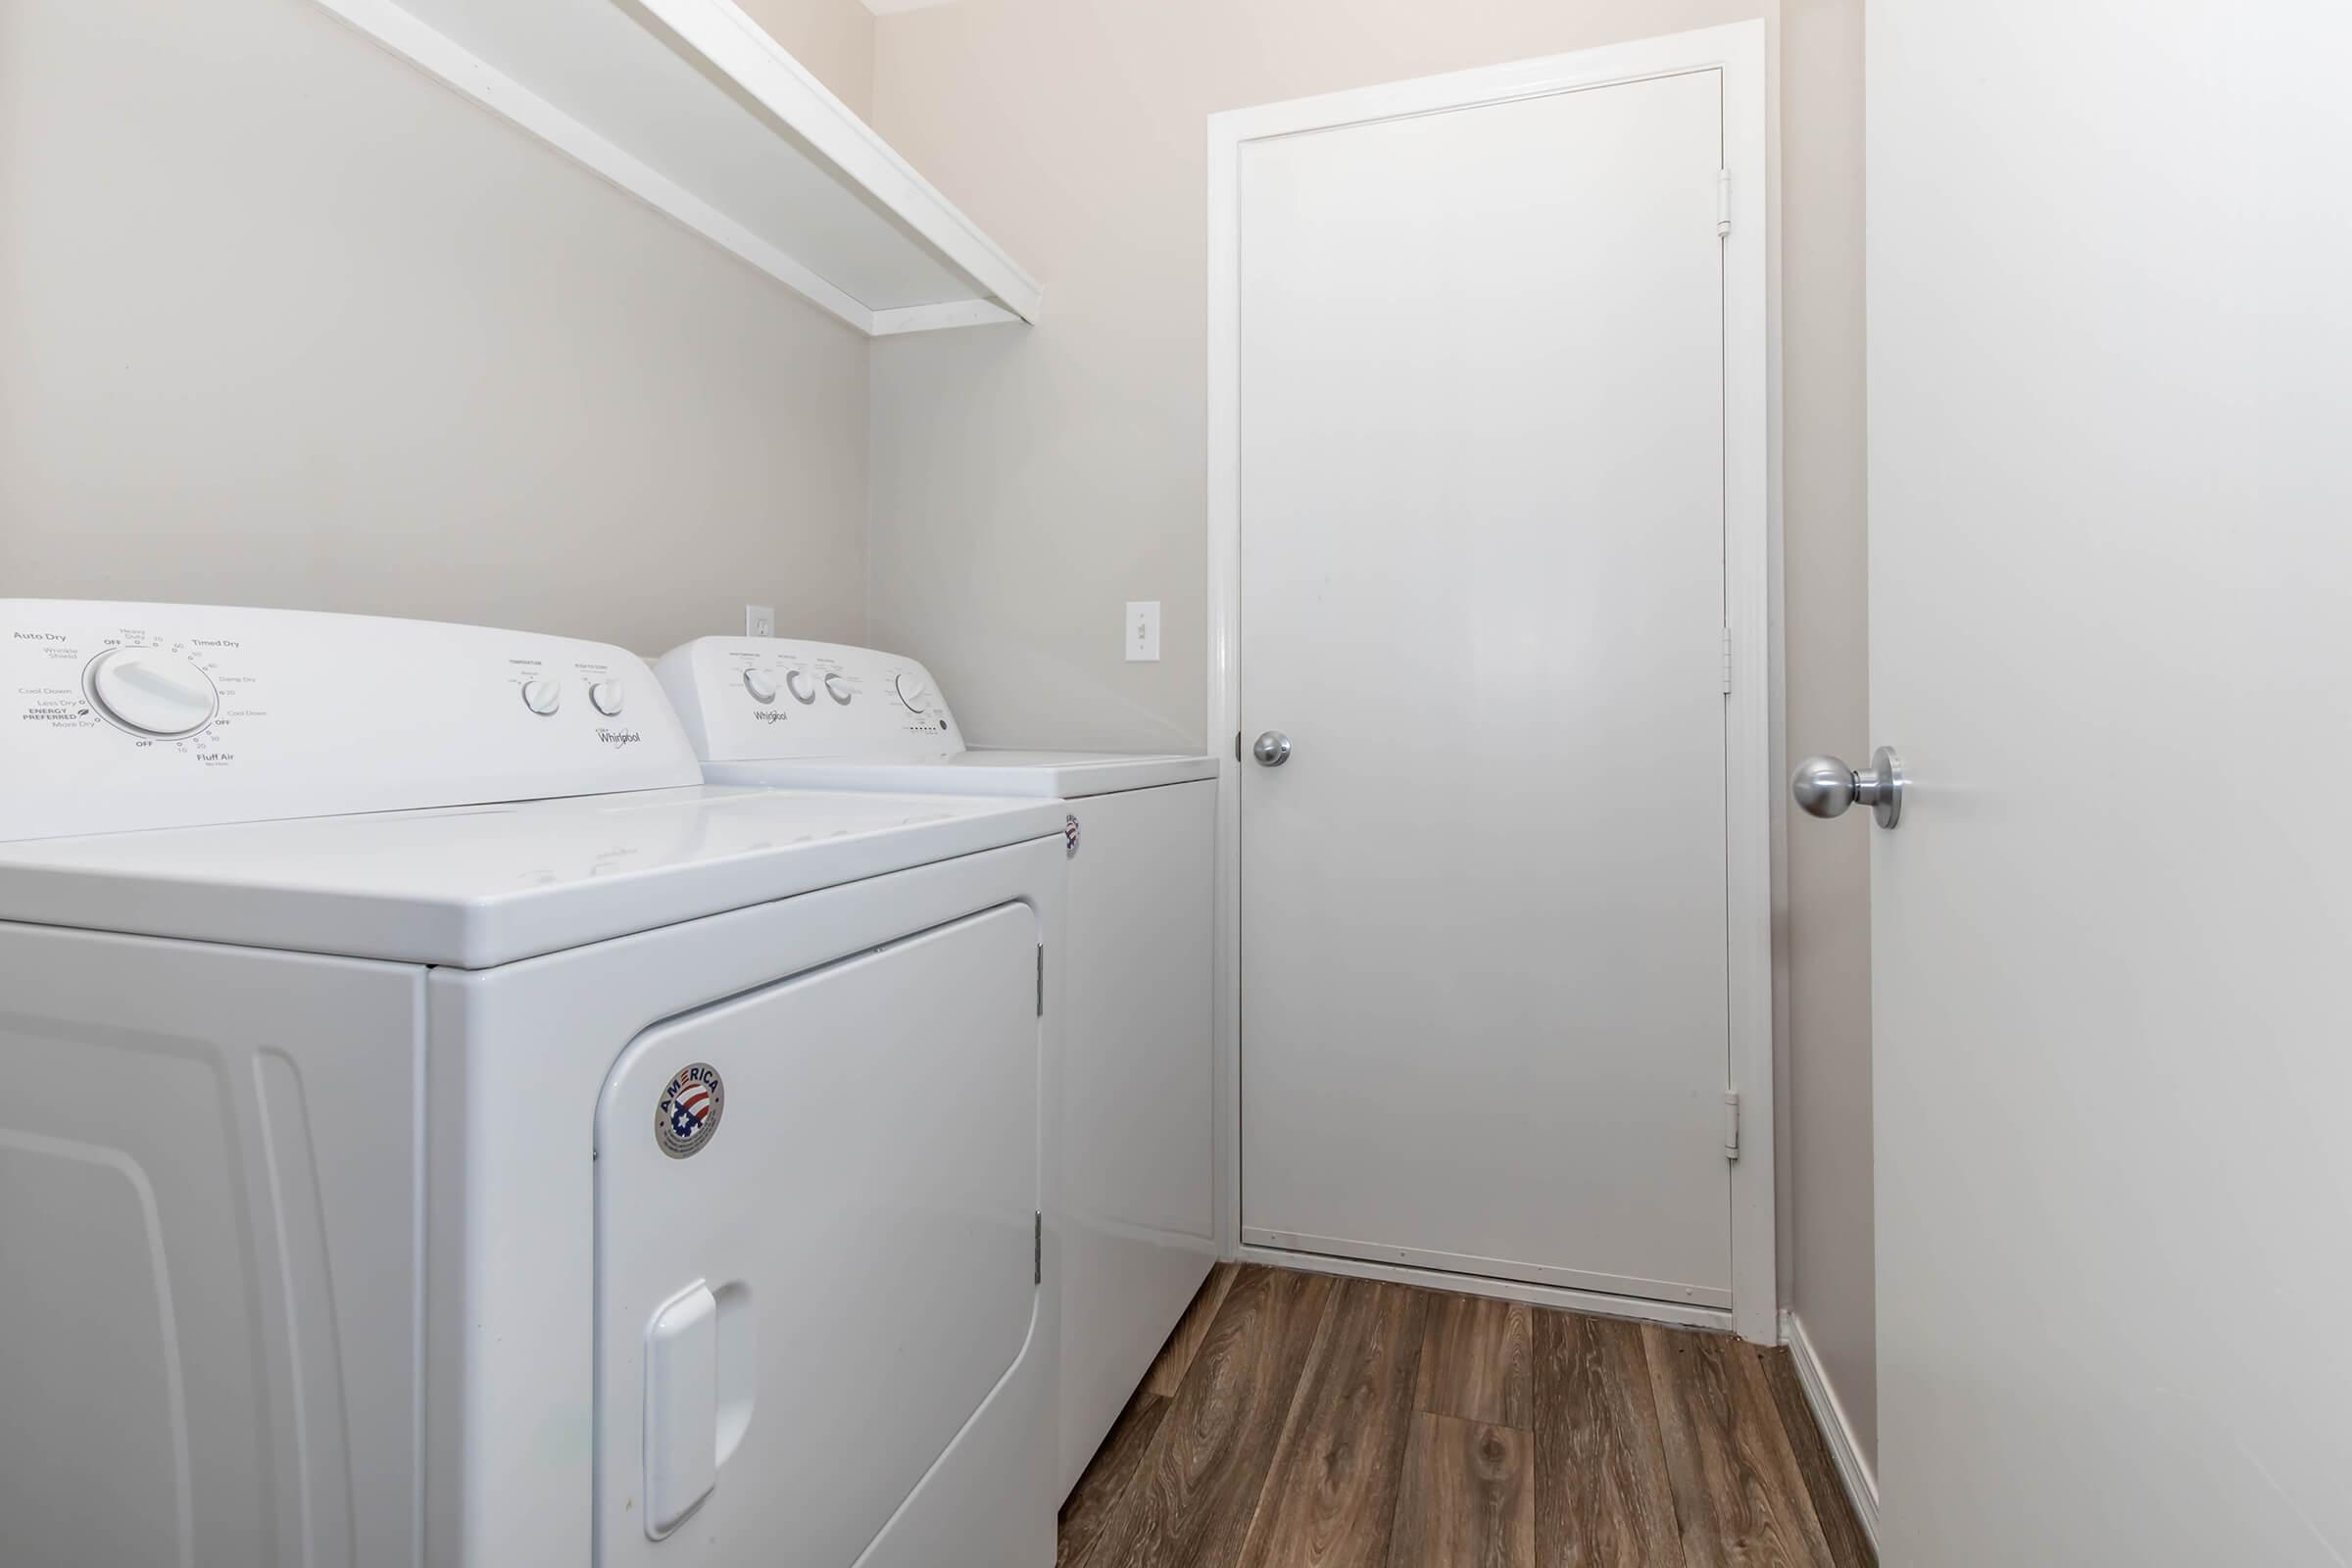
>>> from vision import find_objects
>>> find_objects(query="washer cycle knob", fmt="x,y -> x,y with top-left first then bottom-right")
86,648 -> 218,738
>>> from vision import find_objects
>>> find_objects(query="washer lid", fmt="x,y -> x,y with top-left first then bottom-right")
0,786 -> 1062,968
703,749 -> 1218,799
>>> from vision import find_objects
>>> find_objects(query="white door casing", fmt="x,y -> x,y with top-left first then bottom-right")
1207,22 -> 1774,1340
1868,4 -> 2352,1561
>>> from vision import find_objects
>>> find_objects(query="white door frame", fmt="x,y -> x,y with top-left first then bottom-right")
1205,20 -> 1779,1343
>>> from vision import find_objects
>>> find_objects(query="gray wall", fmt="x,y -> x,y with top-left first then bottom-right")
865,0 -> 1878,1471
0,0 -> 872,657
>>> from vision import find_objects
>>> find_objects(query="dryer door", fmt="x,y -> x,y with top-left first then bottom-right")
594,903 -> 1042,1566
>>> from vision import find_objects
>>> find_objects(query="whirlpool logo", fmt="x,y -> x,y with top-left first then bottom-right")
597,728 -> 642,746
754,710 -> 789,723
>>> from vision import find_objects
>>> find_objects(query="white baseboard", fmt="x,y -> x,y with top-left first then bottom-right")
1237,1242 -> 1736,1335
1780,1308 -> 1880,1552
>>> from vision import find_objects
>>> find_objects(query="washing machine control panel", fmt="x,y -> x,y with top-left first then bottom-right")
1,600 -> 703,842
654,637 -> 967,763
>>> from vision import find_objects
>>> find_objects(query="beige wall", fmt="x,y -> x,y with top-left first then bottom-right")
0,0 -> 873,657
740,0 -> 877,119
1781,0 -> 1877,1475
866,0 -> 1876,1469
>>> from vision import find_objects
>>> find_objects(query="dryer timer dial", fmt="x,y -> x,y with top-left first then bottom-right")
86,647 -> 219,738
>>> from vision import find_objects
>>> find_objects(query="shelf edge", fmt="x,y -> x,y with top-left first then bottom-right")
871,300 -> 1023,335
640,0 -> 1043,324
309,0 -> 1043,335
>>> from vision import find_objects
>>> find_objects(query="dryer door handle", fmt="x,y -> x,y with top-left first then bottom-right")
645,1283 -> 719,1538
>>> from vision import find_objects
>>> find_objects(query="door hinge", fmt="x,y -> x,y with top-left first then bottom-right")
1720,625 -> 1734,695
1034,1211 -> 1044,1284
1036,944 -> 1045,1016
1723,1091 -> 1741,1160
1717,169 -> 1732,236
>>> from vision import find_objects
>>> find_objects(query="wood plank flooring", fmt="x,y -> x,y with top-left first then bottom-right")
1060,1265 -> 1872,1568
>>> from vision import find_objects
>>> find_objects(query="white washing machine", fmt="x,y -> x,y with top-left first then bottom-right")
654,637 -> 1216,1494
0,602 -> 1068,1568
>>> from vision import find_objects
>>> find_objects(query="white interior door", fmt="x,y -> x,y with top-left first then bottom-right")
1237,68 -> 1737,1307
1868,6 -> 2352,1562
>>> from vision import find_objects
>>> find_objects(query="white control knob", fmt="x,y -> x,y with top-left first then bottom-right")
85,653 -> 218,747
784,668 -> 816,705
894,673 -> 931,713
589,680 -> 624,716
521,678 -> 563,716
823,672 -> 852,706
86,647 -> 219,738
743,669 -> 778,705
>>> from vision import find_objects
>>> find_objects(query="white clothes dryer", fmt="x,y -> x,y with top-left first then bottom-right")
0,602 -> 1066,1568
656,636 -> 1215,1494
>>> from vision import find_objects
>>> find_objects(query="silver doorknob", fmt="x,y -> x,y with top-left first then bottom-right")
1251,730 -> 1293,767
1791,747 -> 1905,829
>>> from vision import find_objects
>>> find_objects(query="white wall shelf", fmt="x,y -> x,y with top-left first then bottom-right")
314,0 -> 1042,335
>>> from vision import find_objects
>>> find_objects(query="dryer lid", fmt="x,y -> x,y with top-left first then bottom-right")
0,785 -> 1062,968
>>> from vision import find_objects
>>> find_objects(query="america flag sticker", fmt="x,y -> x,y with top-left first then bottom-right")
656,1062 -> 725,1159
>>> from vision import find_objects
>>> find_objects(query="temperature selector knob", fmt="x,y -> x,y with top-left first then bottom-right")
894,673 -> 931,713
86,648 -> 219,738
784,668 -> 816,705
743,669 -> 778,705
823,673 -> 853,706
521,679 -> 563,716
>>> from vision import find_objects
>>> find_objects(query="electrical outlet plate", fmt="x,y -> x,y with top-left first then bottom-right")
1125,602 -> 1161,662
745,605 -> 775,638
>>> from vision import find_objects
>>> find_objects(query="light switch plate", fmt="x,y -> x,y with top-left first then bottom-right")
745,605 -> 775,638
1125,601 -> 1161,662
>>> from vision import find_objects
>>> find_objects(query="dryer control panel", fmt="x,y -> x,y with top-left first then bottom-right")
1,601 -> 702,841
655,637 -> 966,763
